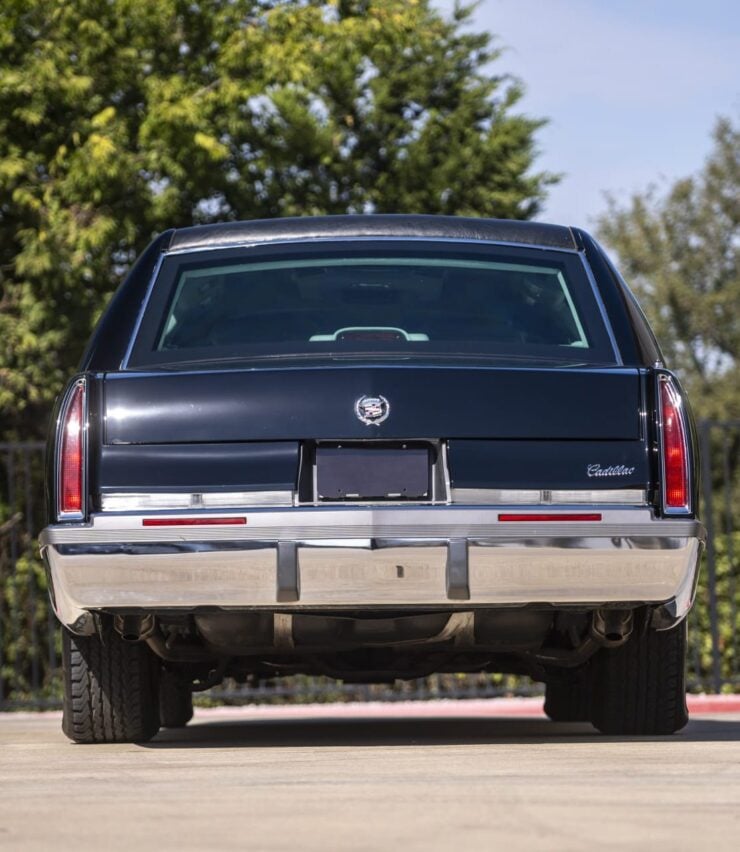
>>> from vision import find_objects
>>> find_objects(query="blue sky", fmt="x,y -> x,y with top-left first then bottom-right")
437,0 -> 740,227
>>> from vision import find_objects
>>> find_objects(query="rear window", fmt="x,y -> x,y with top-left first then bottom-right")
127,242 -> 617,367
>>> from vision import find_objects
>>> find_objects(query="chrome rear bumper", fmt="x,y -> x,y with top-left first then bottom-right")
39,507 -> 705,633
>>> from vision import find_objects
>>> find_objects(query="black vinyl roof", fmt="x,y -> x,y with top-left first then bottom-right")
167,214 -> 577,253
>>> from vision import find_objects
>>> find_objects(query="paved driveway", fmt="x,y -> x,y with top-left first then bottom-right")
1,703 -> 738,851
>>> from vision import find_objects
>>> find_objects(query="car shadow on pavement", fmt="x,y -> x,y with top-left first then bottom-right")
140,715 -> 740,749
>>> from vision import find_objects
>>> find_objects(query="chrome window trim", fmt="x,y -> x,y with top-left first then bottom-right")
56,378 -> 88,522
658,373 -> 692,515
122,237 -> 604,370
578,251 -> 623,365
163,235 -> 581,257
121,249 -> 166,370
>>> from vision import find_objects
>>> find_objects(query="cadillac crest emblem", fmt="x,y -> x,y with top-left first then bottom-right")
355,395 -> 390,426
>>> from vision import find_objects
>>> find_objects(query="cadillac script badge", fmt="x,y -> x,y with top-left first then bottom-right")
355,395 -> 390,426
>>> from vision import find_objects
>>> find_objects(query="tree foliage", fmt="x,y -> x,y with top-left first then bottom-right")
597,117 -> 739,422
0,0 -> 556,440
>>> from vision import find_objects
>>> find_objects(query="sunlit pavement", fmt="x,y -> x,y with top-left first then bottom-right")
1,699 -> 739,851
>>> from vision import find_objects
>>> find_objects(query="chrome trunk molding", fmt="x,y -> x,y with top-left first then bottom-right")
98,485 -> 646,513
100,490 -> 293,512
450,488 -> 647,505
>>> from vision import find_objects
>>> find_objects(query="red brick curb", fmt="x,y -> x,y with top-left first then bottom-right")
4,694 -> 739,721
187,694 -> 740,720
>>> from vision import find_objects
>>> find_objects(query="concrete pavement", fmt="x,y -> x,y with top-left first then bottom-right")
1,702 -> 738,851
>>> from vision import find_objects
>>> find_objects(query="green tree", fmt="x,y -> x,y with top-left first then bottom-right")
596,117 -> 739,423
598,120 -> 740,684
0,0 -> 556,441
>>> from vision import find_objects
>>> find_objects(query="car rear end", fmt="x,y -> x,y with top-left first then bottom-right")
40,215 -> 705,741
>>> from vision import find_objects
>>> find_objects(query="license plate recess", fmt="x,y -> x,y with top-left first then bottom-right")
316,444 -> 431,501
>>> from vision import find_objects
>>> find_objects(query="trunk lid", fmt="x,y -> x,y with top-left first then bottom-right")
103,365 -> 642,443
96,364 -> 650,494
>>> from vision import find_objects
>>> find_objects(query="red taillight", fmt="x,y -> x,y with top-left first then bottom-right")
59,381 -> 86,516
659,376 -> 690,512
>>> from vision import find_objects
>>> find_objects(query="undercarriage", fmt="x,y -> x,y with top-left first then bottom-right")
61,601 -> 690,741
107,604 -> 642,688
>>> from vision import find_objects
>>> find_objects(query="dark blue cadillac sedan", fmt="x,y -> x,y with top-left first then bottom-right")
40,215 -> 704,741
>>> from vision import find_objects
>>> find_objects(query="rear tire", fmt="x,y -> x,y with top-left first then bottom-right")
544,670 -> 591,722
62,625 -> 161,744
590,621 -> 688,735
159,669 -> 194,729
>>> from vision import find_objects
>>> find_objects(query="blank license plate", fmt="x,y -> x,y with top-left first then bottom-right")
316,447 -> 430,500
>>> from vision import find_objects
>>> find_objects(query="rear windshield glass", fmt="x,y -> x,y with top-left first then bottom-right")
128,243 -> 617,367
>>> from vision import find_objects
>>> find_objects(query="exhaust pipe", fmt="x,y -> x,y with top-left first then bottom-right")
114,614 -> 156,643
591,609 -> 633,647
534,609 -> 634,669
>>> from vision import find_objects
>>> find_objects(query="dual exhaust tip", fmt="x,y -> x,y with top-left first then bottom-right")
592,609 -> 633,646
114,614 -> 156,643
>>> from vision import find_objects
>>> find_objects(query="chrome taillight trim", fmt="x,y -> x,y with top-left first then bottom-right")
56,378 -> 88,522
657,373 -> 692,515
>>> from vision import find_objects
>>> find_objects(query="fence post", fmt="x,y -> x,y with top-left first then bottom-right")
699,420 -> 722,693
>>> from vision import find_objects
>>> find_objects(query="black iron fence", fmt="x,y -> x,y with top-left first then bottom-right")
1,422 -> 738,709
696,420 -> 740,692
0,442 -> 61,708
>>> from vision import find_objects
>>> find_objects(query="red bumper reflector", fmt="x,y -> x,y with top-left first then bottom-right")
142,517 -> 247,527
498,513 -> 602,522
